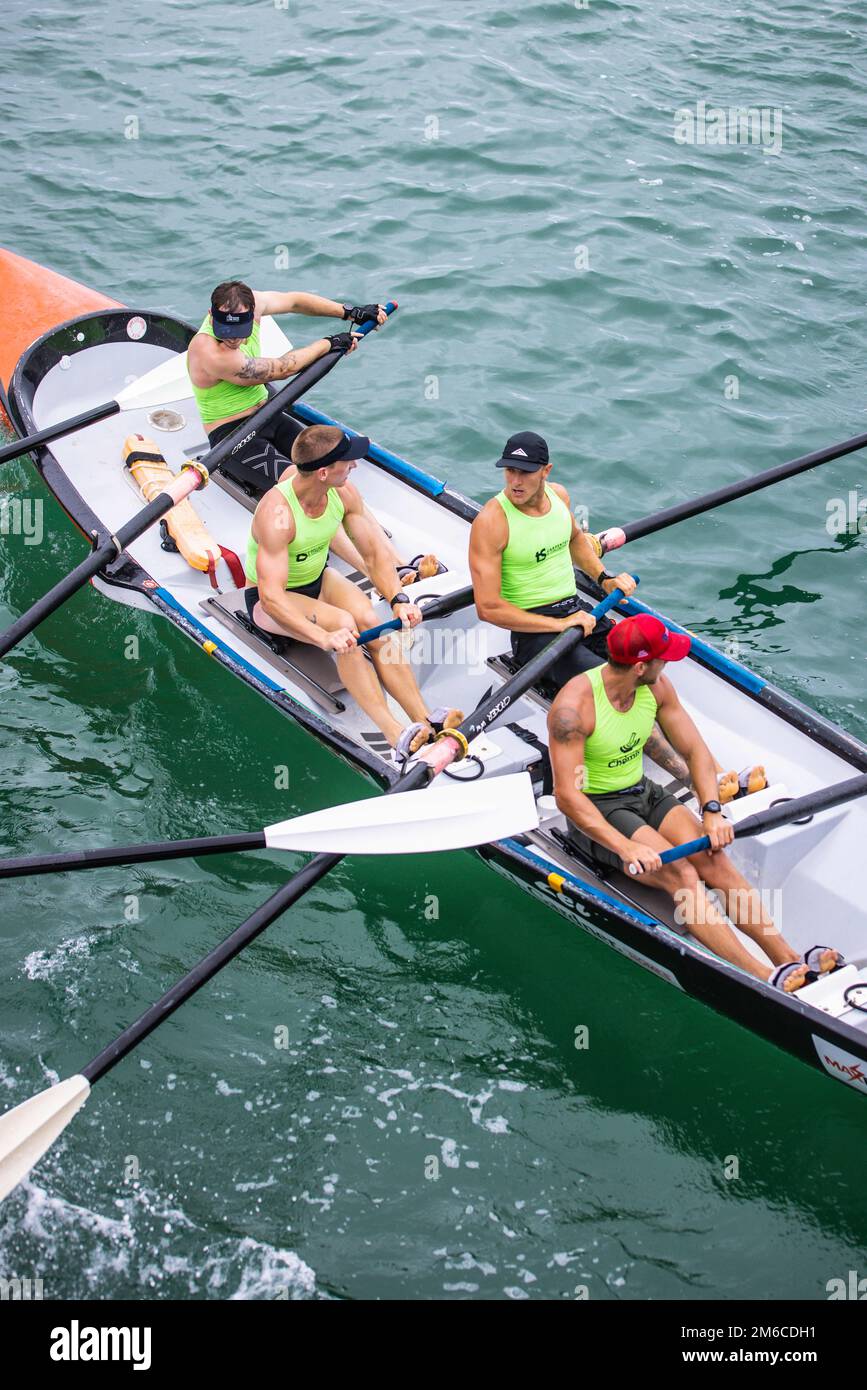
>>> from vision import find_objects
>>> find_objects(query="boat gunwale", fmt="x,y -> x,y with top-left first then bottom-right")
7,304 -> 867,1088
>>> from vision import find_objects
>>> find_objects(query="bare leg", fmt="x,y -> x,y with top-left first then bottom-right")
249,583 -> 404,746
619,823 -> 799,982
320,571 -> 434,728
654,803 -> 801,966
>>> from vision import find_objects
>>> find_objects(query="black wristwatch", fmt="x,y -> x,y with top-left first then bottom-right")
701,800 -> 722,815
389,592 -> 411,609
597,569 -> 614,585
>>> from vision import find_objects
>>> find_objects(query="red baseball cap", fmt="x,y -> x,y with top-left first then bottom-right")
607,614 -> 691,665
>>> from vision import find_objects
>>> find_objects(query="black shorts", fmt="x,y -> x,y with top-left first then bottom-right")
568,776 -> 681,871
207,408 -> 304,496
511,594 -> 614,693
244,573 -> 325,622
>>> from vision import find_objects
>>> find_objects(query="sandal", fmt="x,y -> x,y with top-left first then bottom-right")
719,765 -> 768,804
770,961 -> 817,993
803,945 -> 846,976
397,554 -> 447,585
391,720 -> 433,768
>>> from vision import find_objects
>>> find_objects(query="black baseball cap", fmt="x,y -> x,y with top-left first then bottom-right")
495,431 -> 549,471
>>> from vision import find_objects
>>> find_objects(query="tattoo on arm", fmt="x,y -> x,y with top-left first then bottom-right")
237,351 -> 299,384
237,356 -> 276,383
645,726 -> 691,784
549,709 -> 584,744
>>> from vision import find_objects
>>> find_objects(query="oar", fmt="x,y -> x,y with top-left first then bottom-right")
0,771 -> 538,880
0,584 -> 628,1201
356,583 -> 475,644
0,315 -> 287,466
344,423 -> 867,637
630,773 -> 867,872
595,427 -> 867,555
0,304 -> 396,661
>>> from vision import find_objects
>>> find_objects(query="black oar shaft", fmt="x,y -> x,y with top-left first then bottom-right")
0,402 -> 120,466
609,428 -> 867,547
0,831 -> 265,880
0,488 -> 185,658
458,585 -> 628,742
81,761 -> 431,1086
0,309 -> 393,661
735,772 -> 867,838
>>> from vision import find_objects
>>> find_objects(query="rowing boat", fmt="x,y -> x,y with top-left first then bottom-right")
2,250 -> 867,1099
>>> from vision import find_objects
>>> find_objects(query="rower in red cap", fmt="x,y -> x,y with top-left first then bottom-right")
548,615 -> 842,991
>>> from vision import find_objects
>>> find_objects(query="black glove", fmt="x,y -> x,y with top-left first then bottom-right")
327,332 -> 358,351
342,303 -> 382,326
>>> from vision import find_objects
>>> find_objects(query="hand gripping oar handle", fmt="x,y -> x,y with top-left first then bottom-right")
595,427 -> 867,555
0,304 -> 396,661
0,576 -> 625,1194
356,582 -> 475,645
647,772 -> 867,868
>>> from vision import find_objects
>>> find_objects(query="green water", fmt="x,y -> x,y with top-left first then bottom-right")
1,0 -> 866,1300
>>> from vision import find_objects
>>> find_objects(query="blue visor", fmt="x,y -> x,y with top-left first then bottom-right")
212,306 -> 255,338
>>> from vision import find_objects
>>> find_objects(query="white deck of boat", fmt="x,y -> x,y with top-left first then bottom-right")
28,335 -> 867,987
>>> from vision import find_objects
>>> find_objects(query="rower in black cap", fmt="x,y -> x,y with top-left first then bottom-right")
469,431 -> 769,793
469,431 -> 637,686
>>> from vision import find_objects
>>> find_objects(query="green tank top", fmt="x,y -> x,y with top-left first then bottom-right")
583,664 -> 658,794
245,477 -> 345,589
495,485 -> 576,608
192,313 -> 269,428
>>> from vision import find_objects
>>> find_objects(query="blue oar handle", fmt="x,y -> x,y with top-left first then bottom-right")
357,614 -> 403,645
357,572 -> 637,648
655,835 -> 710,865
356,301 -> 398,337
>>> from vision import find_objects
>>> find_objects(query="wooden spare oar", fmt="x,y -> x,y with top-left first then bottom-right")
632,773 -> 867,871
0,304 -> 396,661
0,583 -> 629,1202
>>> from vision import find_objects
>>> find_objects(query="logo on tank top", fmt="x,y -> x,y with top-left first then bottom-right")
534,538 -> 568,563
607,730 -> 643,768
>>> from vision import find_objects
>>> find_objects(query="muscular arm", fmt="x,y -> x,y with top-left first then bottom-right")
469,503 -> 565,634
549,483 -> 606,583
253,494 -> 330,648
254,290 -> 345,319
223,337 -> 331,385
548,685 -> 636,858
653,675 -> 719,807
550,482 -> 635,598
340,484 -> 403,602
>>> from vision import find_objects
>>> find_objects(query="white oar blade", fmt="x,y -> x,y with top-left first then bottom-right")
0,1074 -> 90,1202
258,315 -> 292,355
113,315 -> 291,412
114,353 -> 195,411
264,771 -> 539,855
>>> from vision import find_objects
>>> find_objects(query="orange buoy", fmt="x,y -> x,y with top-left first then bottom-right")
0,248 -> 120,419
